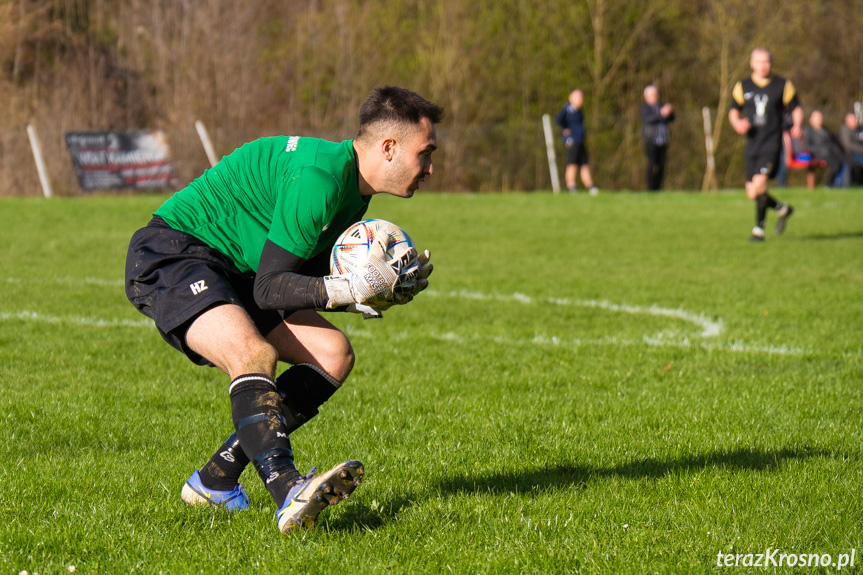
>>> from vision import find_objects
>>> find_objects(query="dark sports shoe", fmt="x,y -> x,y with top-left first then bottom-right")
775,205 -> 794,235
277,460 -> 364,534
749,226 -> 765,242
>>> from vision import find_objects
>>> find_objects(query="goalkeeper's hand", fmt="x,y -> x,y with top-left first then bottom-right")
397,249 -> 433,298
374,250 -> 434,310
323,236 -> 400,308
331,250 -> 432,318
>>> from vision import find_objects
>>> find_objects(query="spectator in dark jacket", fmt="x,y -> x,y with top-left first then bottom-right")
555,89 -> 598,194
838,112 -> 863,186
640,85 -> 675,191
803,110 -> 844,187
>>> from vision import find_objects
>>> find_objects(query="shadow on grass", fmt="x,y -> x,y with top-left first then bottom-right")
794,231 -> 863,241
435,446 -> 831,496
311,447 -> 834,531
318,494 -> 415,532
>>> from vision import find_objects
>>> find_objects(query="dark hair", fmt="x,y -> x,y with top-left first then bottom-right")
357,86 -> 444,140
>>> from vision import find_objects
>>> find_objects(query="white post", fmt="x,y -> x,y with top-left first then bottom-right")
195,120 -> 220,168
26,124 -> 53,198
542,113 -> 561,194
701,107 -> 717,191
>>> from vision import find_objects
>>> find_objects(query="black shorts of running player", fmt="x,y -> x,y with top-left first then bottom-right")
744,144 -> 781,182
125,216 -> 285,366
565,141 -> 590,166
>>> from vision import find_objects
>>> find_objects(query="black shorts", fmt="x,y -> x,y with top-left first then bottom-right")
125,217 -> 285,366
745,145 -> 781,182
565,141 -> 589,166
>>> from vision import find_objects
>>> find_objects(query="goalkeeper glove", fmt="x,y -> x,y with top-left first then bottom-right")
395,249 -> 433,298
373,250 -> 434,311
323,236 -> 400,308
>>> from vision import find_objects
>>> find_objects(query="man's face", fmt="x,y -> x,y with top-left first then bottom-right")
750,50 -> 772,79
809,111 -> 823,130
847,114 -> 859,129
644,87 -> 658,105
569,90 -> 583,109
384,117 -> 437,198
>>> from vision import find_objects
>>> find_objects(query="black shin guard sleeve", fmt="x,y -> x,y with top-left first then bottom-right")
230,374 -> 299,504
275,364 -> 341,434
756,194 -> 768,229
199,431 -> 250,491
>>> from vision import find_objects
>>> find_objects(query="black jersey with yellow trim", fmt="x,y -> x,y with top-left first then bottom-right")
731,75 -> 800,153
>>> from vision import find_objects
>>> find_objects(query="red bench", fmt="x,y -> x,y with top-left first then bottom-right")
783,131 -> 826,189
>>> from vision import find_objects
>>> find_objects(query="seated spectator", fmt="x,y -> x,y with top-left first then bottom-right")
838,113 -> 863,186
803,110 -> 844,187
784,131 -> 825,190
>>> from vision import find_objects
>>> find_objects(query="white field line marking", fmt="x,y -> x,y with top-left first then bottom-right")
5,276 -> 125,287
342,326 -> 808,356
425,289 -> 723,338
0,310 -> 152,328
1,280 -> 811,355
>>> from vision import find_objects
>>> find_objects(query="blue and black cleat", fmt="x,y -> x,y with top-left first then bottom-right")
181,470 -> 250,512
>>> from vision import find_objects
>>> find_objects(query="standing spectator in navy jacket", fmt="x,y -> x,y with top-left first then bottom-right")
555,89 -> 598,194
640,85 -> 675,191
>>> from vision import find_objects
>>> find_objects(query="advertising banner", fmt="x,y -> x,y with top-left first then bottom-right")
65,130 -> 178,191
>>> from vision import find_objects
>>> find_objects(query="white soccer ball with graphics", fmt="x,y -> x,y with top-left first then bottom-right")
330,219 -> 417,305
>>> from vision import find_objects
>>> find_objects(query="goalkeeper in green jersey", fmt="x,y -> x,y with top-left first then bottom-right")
125,86 -> 441,534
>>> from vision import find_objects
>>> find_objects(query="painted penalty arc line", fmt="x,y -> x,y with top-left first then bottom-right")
423,289 -> 724,338
3,276 -> 722,337
341,326 -> 807,357
1,284 -> 721,338
0,309 -> 805,356
0,280 -> 807,355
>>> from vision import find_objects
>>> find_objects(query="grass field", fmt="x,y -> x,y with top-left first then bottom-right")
1,189 -> 861,574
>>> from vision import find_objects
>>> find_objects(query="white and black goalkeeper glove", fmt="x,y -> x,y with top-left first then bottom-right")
397,249 -> 433,298
373,250 -> 434,311
323,236 -> 400,309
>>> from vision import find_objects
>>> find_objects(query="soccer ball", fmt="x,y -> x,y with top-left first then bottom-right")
330,219 -> 417,303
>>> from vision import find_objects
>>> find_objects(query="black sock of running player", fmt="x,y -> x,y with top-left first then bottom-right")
756,194 -> 768,229
198,432 -> 250,491
230,373 -> 300,505
275,363 -> 341,433
765,194 -> 779,210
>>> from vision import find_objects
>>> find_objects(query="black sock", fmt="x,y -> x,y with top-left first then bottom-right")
765,194 -> 779,209
230,373 -> 300,505
198,432 -> 250,491
275,364 -> 341,433
756,194 -> 768,229
196,365 -> 341,493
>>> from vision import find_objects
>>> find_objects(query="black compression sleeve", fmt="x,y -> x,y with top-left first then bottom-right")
298,247 -> 334,278
253,239 -> 329,312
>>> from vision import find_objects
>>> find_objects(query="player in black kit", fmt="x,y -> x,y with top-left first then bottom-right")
729,47 -> 803,242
